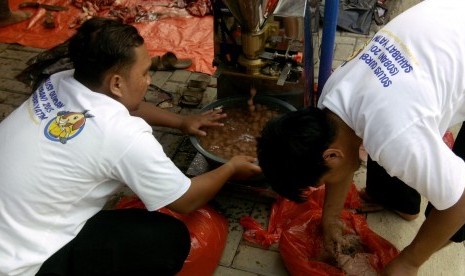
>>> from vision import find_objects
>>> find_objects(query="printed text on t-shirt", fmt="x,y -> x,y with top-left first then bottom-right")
31,78 -> 65,120
358,35 -> 414,87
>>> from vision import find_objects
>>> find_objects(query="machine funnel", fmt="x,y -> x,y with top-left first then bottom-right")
221,0 -> 278,33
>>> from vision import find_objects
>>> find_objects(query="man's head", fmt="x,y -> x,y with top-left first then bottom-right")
69,17 -> 152,111
257,107 -> 337,202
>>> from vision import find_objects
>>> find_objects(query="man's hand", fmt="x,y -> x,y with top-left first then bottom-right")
130,102 -> 226,135
225,155 -> 262,180
322,217 -> 354,258
180,108 -> 227,136
169,155 -> 261,213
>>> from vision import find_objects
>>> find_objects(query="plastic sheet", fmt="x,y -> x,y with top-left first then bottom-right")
0,0 -> 214,74
240,183 -> 399,275
114,195 -> 228,276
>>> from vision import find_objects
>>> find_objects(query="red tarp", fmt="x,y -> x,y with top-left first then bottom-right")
0,0 -> 215,74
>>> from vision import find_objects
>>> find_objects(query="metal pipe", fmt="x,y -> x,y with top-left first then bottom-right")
316,0 -> 339,100
303,0 -> 314,107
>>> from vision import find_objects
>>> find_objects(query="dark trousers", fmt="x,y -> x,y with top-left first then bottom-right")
366,124 -> 465,243
36,209 -> 191,276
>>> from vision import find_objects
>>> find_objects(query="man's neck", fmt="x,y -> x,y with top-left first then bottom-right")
326,110 -> 363,171
326,110 -> 361,143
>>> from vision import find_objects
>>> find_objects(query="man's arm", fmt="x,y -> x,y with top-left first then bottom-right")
384,186 -> 465,275
322,172 -> 355,255
130,101 -> 226,136
167,155 -> 262,213
130,101 -> 184,129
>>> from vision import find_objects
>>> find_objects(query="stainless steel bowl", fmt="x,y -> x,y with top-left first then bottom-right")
190,95 -> 297,168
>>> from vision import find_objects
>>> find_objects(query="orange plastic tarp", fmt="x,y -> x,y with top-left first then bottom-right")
0,0 -> 215,74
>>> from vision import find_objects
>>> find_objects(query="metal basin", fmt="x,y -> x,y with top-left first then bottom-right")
190,95 -> 297,169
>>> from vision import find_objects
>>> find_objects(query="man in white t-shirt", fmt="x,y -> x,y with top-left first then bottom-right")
0,17 -> 262,276
257,0 -> 465,274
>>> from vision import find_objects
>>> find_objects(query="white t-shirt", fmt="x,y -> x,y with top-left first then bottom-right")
0,70 -> 191,275
318,0 -> 465,211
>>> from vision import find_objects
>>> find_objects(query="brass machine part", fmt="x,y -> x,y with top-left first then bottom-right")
237,20 -> 279,75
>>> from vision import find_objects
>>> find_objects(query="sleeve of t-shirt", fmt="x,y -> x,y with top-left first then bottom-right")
376,119 -> 465,210
110,131 -> 191,211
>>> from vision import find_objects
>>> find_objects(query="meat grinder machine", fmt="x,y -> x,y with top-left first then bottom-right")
212,0 -> 314,108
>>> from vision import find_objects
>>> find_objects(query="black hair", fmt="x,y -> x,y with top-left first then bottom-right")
68,17 -> 144,88
257,107 -> 337,202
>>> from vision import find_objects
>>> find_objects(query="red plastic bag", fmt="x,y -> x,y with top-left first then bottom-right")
240,183 -> 399,275
240,183 -> 361,248
115,195 -> 228,276
280,209 -> 399,275
240,216 -> 281,247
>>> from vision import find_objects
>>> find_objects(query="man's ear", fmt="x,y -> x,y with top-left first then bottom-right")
109,74 -> 124,98
322,148 -> 344,166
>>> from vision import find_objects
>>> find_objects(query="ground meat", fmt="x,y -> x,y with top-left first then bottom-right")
337,235 -> 378,276
185,0 -> 212,16
199,104 -> 281,160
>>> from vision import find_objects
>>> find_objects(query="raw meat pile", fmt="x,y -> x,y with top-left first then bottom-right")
70,0 -> 212,28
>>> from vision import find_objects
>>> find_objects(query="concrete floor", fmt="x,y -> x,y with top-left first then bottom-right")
1,0 -> 464,275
